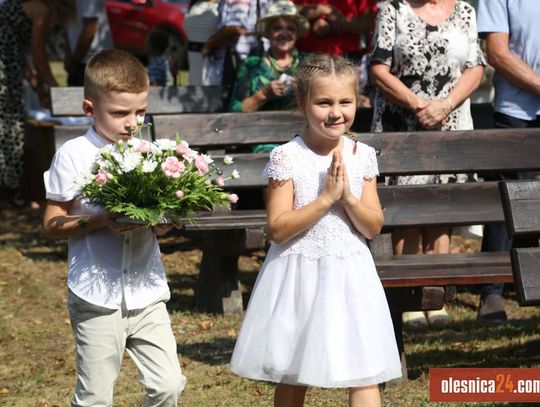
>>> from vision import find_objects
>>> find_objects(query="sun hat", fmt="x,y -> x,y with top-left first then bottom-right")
255,1 -> 310,38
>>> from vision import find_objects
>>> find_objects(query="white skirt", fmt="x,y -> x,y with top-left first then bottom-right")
230,245 -> 402,388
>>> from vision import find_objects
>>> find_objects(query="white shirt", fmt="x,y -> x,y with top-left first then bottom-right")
44,127 -> 170,310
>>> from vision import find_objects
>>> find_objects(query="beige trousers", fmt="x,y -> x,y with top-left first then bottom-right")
68,290 -> 186,406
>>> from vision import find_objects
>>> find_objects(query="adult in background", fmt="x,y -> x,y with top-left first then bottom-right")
64,0 -> 112,86
229,0 -> 308,114
0,0 -> 75,208
293,0 -> 377,58
201,0 -> 272,100
183,0 -> 220,86
476,0 -> 540,323
293,0 -> 377,106
369,0 -> 485,327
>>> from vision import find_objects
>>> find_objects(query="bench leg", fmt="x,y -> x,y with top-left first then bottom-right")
195,230 -> 244,315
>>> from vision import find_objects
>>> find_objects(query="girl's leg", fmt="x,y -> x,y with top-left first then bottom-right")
274,383 -> 308,407
349,385 -> 381,407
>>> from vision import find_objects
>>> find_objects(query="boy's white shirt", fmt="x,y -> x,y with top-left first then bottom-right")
44,127 -> 169,310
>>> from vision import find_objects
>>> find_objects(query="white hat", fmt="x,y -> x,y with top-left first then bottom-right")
255,1 -> 310,38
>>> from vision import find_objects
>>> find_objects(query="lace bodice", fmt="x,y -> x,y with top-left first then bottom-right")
263,136 -> 379,259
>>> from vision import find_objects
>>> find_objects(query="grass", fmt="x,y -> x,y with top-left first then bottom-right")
0,207 -> 539,406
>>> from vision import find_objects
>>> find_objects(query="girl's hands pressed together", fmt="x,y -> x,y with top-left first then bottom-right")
322,151 -> 344,204
338,155 -> 354,206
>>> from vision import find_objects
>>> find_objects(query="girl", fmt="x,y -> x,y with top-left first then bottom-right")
230,55 -> 402,407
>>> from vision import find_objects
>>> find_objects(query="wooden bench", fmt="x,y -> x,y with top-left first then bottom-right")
499,179 -> 540,306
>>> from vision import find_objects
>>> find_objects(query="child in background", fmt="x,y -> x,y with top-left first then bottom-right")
43,49 -> 185,406
230,54 -> 401,406
146,30 -> 172,86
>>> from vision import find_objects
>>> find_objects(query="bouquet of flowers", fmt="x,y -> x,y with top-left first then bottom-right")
79,120 -> 239,226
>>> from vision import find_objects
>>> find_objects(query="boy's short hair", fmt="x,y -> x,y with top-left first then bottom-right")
84,49 -> 149,99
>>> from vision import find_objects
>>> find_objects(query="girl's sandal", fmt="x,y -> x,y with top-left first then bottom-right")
402,311 -> 428,328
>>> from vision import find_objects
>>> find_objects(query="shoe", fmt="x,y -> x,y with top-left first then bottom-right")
477,294 -> 508,323
427,307 -> 450,327
402,311 -> 428,328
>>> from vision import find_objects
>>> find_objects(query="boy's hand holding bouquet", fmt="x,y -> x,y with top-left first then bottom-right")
79,118 -> 239,226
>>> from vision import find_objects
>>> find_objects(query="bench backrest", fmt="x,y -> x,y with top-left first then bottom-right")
50,88 -> 540,231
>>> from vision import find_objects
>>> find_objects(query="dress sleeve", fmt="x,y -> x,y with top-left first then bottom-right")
263,145 -> 293,181
370,1 -> 397,67
464,5 -> 487,68
363,146 -> 380,180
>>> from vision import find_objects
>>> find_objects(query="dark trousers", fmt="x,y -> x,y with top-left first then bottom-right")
67,62 -> 86,86
481,112 -> 540,297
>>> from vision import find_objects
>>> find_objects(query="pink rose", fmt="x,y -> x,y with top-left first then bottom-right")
194,155 -> 209,175
161,156 -> 185,178
176,140 -> 190,156
216,176 -> 225,187
229,193 -> 239,204
95,169 -> 112,186
138,140 -> 151,153
175,190 -> 184,198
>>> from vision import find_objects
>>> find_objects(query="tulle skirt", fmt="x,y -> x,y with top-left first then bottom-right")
230,245 -> 402,388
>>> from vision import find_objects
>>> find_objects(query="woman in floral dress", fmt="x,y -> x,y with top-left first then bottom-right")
0,0 -> 74,206
369,0 -> 485,326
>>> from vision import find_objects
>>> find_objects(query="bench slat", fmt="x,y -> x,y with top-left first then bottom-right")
50,86 -> 223,116
377,252 -> 512,287
510,248 -> 540,306
185,182 -> 505,230
360,128 -> 540,175
499,180 -> 540,237
154,111 -> 304,146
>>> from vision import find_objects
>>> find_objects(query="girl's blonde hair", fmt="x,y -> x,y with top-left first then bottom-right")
293,54 -> 360,110
84,49 -> 149,100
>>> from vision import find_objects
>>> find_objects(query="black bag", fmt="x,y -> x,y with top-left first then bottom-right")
222,45 -> 243,90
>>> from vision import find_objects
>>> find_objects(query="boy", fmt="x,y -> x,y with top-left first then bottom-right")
43,49 -> 186,406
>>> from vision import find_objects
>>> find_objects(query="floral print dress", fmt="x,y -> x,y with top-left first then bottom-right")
370,0 -> 485,133
0,0 -> 31,190
370,0 -> 485,184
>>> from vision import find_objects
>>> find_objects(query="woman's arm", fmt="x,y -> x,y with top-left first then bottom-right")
370,63 -> 427,112
416,65 -> 484,129
22,0 -> 58,88
485,32 -> 540,96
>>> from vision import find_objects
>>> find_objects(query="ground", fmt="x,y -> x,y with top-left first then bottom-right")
0,207 -> 539,406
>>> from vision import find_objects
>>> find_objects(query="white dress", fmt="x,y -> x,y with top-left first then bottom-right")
230,136 -> 402,388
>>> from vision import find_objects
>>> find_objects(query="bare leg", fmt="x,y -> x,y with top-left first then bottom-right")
349,385 -> 381,407
423,226 -> 450,254
274,383 -> 308,407
392,229 -> 423,255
